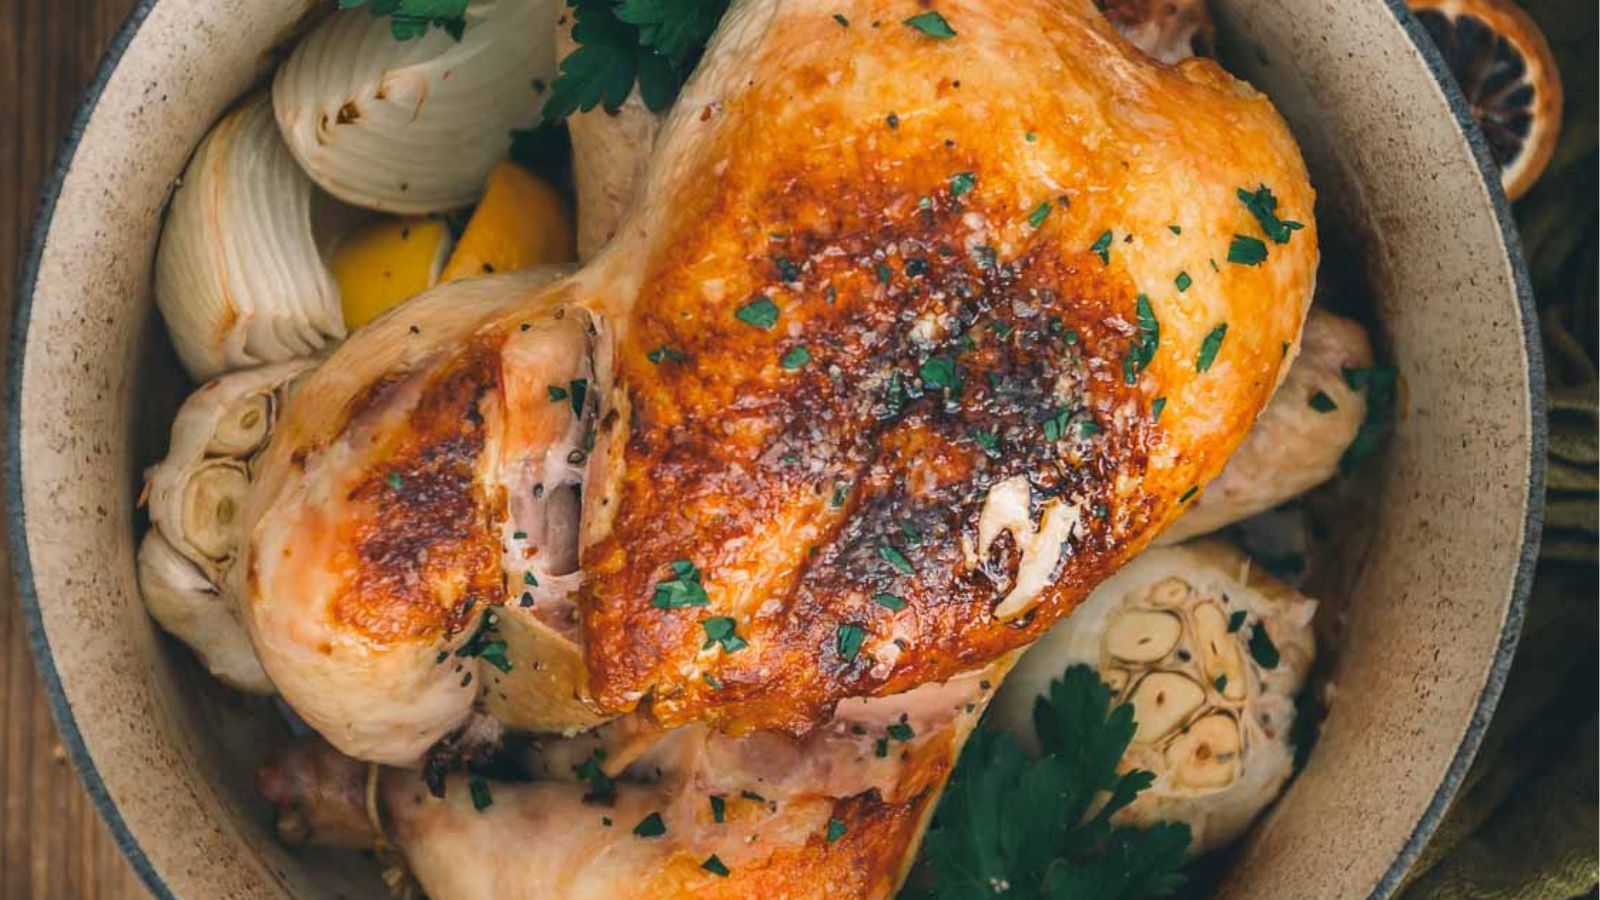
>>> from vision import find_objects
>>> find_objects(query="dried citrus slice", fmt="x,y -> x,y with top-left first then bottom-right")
440,162 -> 575,282
330,216 -> 451,331
1409,0 -> 1563,200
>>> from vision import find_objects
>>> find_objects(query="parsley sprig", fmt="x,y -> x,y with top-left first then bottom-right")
339,0 -> 470,40
545,0 -> 731,119
910,665 -> 1190,899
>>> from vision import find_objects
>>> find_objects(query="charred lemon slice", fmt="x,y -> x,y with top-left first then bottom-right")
1409,0 -> 1563,200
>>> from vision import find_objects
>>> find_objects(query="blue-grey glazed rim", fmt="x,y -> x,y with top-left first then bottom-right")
5,2 -> 1544,899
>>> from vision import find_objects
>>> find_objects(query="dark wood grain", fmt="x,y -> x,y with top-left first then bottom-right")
0,0 -> 152,897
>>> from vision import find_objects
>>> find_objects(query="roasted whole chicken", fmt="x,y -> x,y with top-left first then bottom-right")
234,0 -> 1319,893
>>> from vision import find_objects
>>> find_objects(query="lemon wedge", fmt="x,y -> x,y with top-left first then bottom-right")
441,162 -> 575,282
331,216 -> 452,330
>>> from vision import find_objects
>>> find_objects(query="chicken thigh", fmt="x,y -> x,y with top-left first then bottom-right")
242,0 -> 1316,762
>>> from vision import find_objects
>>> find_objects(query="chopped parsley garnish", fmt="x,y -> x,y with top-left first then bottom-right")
1151,396 -> 1167,422
875,738 -> 889,758
919,355 -> 958,391
523,571 -> 539,586
703,671 -> 725,690
652,559 -> 710,608
876,261 -> 893,284
1123,293 -> 1160,384
736,295 -> 780,329
740,790 -> 767,803
1026,131 -> 1037,142
1248,622 -> 1281,669
887,112 -> 900,129
386,472 -> 403,491
836,622 -> 867,661
873,591 -> 907,611
1237,185 -> 1304,244
701,855 -> 732,877
972,428 -> 1000,456
886,721 -> 915,741
1227,610 -> 1247,632
574,750 -> 617,803
780,345 -> 813,370
701,616 -> 748,653
632,812 -> 667,838
1079,420 -> 1101,438
1179,485 -> 1199,502
1195,323 -> 1228,372
1168,224 -> 1182,235
1340,365 -> 1399,472
879,542 -> 915,575
1090,230 -> 1114,264
915,665 -> 1191,899
1042,408 -> 1072,442
830,481 -> 851,508
568,378 -> 588,415
469,776 -> 493,811
833,12 -> 849,25
903,10 -> 956,39
1227,234 -> 1269,266
949,171 -> 976,197
548,385 -> 568,401
826,818 -> 848,843
1026,200 -> 1053,228
1175,271 -> 1192,292
478,640 -> 512,673
339,0 -> 469,41
647,345 -> 686,363
775,256 -> 801,281
1309,390 -> 1338,412
1214,675 -> 1228,693
710,795 -> 727,822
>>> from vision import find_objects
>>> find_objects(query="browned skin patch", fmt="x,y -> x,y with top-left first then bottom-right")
330,344 -> 509,643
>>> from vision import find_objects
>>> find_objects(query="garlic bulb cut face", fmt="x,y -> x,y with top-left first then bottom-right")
138,531 -> 274,694
992,540 -> 1317,855
154,94 -> 345,381
145,360 -> 315,585
1159,309 -> 1374,545
273,0 -> 558,214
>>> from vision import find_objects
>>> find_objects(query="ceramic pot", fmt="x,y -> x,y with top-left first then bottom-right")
7,0 -> 1543,896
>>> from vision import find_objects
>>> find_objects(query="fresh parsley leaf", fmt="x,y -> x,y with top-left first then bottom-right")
903,10 -> 956,39
1237,184 -> 1304,244
701,615 -> 748,652
914,665 -> 1190,899
545,0 -> 729,119
341,0 -> 470,41
1123,293 -> 1160,384
617,0 -> 728,65
1339,365 -> 1399,473
1227,234 -> 1269,266
652,559 -> 710,608
1195,323 -> 1228,372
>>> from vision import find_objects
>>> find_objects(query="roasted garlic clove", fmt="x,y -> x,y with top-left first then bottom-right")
273,0 -> 559,214
154,94 -> 345,380
993,540 -> 1317,855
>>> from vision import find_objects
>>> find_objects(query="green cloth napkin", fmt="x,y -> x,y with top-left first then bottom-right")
1400,2 -> 1597,896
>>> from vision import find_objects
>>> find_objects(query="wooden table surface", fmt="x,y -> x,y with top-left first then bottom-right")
1,0 -> 152,897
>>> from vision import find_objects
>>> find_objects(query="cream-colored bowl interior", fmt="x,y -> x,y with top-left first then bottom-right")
11,0 -> 1540,897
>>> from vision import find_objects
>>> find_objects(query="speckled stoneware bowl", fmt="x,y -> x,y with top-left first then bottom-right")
9,0 -> 1544,897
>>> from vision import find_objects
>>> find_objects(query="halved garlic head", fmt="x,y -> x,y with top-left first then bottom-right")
145,359 -> 314,584
273,0 -> 559,213
154,93 -> 345,381
138,531 -> 274,694
992,540 -> 1317,855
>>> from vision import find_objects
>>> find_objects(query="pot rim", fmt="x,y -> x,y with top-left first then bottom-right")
5,2 -> 1546,898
